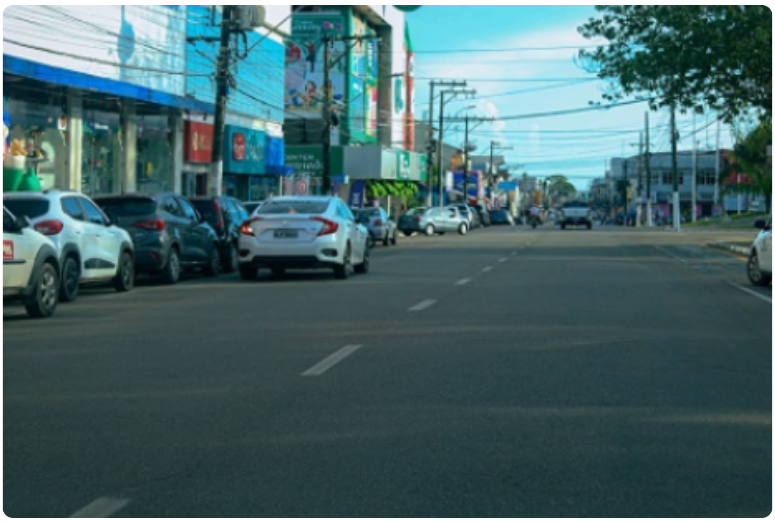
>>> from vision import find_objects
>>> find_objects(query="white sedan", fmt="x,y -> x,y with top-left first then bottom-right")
237,196 -> 370,280
747,216 -> 772,286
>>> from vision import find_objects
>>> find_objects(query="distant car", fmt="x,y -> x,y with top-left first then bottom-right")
489,209 -> 515,226
448,204 -> 480,229
398,207 -> 469,236
4,190 -> 135,302
190,196 -> 250,272
747,217 -> 772,286
94,193 -> 221,284
353,207 -> 397,248
244,201 -> 265,215
471,204 -> 491,227
3,206 -> 60,318
238,196 -> 370,280
560,201 -> 593,230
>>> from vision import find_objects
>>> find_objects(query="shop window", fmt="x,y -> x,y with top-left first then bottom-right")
137,115 -> 173,193
82,109 -> 120,197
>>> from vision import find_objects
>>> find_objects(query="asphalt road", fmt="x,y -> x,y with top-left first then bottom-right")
3,225 -> 772,518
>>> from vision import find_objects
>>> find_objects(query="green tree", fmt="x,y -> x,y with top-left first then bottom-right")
722,120 -> 772,211
545,175 -> 577,206
578,6 -> 772,123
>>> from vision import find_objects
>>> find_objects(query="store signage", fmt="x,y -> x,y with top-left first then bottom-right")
223,125 -> 265,175
184,121 -> 214,163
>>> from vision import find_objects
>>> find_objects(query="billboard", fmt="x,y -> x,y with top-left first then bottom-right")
348,15 -> 379,144
284,14 -> 346,120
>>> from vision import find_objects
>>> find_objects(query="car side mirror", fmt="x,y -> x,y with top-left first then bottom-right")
14,215 -> 31,231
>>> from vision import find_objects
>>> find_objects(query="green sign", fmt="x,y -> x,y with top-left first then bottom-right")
285,146 -> 344,178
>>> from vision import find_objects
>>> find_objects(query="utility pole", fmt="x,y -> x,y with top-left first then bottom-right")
692,119 -> 698,223
714,120 -> 721,216
671,104 -> 681,232
436,86 -> 474,206
425,80 -> 467,206
622,157 -> 628,216
645,112 -> 653,227
209,5 -> 235,197
636,131 -> 644,228
463,114 -> 470,204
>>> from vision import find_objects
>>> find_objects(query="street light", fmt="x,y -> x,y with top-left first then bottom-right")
436,88 -> 476,205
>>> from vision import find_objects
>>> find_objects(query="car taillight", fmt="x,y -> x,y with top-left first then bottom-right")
213,200 -> 224,229
33,220 -> 64,236
312,217 -> 339,236
240,217 -> 261,236
133,220 -> 166,231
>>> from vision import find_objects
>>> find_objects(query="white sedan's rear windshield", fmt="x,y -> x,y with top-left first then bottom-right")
259,201 -> 329,215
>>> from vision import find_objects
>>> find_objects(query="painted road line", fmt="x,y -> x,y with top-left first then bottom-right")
409,299 -> 437,312
498,258 -> 508,263
482,266 -> 493,273
511,251 -> 517,256
455,278 -> 472,286
729,283 -> 772,304
302,345 -> 363,377
69,497 -> 130,518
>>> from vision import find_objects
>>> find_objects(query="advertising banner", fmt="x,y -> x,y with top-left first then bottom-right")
452,171 -> 484,202
285,14 -> 346,119
183,121 -> 214,164
348,15 -> 379,143
223,126 -> 265,175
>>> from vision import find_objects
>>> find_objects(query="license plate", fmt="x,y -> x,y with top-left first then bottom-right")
274,229 -> 298,239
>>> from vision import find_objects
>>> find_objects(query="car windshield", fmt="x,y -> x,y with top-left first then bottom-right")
3,199 -> 50,219
94,198 -> 158,216
258,200 -> 330,215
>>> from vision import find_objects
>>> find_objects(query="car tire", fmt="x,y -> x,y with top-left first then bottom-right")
383,231 -> 390,247
203,245 -> 221,277
239,265 -> 259,281
113,250 -> 135,292
334,245 -> 352,280
401,230 -> 413,237
355,244 -> 370,274
161,247 -> 181,285
747,251 -> 772,287
390,230 -> 397,246
459,223 -> 468,235
223,243 -> 239,273
24,261 -> 59,319
59,255 -> 80,303
424,224 -> 435,236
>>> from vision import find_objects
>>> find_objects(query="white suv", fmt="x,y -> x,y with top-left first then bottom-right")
3,207 -> 60,318
747,217 -> 772,286
4,191 -> 135,302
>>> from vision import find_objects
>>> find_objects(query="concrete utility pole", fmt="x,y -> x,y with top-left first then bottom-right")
209,5 -> 235,197
671,105 -> 681,232
436,87 -> 475,206
636,131 -> 644,228
426,80 -> 466,206
714,120 -> 721,215
645,112 -> 653,227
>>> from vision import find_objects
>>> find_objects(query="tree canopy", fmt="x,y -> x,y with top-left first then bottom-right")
722,121 -> 772,210
578,6 -> 772,123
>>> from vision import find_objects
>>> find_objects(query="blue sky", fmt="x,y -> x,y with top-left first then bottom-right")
405,5 -> 735,191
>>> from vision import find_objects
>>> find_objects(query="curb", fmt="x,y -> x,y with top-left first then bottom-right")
709,242 -> 750,256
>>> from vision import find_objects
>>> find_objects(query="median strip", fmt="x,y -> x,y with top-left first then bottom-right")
302,345 -> 363,376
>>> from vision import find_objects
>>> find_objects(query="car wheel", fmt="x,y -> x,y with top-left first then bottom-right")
203,245 -> 221,277
390,230 -> 397,245
24,261 -> 59,318
59,255 -> 80,303
334,245 -> 352,280
383,230 -> 390,247
459,223 -> 468,235
271,267 -> 286,278
239,265 -> 259,281
747,251 -> 772,286
401,230 -> 413,237
113,250 -> 135,292
424,224 -> 435,236
355,244 -> 370,274
161,247 -> 181,285
223,243 -> 239,273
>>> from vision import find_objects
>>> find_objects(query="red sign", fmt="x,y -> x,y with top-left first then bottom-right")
3,240 -> 14,260
232,133 -> 246,161
184,121 -> 214,164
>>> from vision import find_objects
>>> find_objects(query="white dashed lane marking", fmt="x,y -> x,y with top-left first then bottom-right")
302,345 -> 363,376
69,497 -> 130,518
455,279 -> 472,286
408,299 -> 437,312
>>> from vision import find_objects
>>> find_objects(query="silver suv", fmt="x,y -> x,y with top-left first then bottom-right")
4,191 -> 135,302
3,206 -> 60,318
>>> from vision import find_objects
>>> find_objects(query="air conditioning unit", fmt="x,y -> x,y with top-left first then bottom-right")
237,6 -> 265,30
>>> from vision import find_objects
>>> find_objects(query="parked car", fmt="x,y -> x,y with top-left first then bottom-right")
489,209 -> 515,226
94,193 -> 221,284
4,190 -> 135,302
190,196 -> 250,272
353,207 -> 397,248
238,196 -> 370,280
3,206 -> 60,318
448,204 -> 480,229
397,207 -> 470,236
243,201 -> 264,215
747,216 -> 772,286
471,204 -> 491,227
